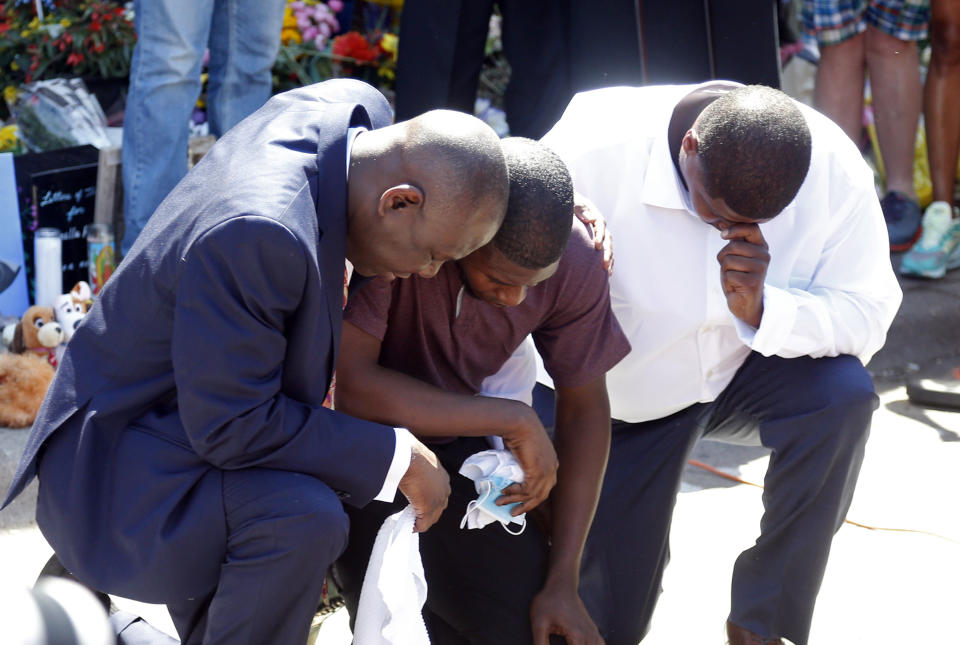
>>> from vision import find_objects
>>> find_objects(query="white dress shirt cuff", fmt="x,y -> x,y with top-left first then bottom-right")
734,284 -> 798,356
374,427 -> 413,502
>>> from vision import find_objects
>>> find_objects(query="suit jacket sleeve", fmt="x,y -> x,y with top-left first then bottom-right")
171,215 -> 396,506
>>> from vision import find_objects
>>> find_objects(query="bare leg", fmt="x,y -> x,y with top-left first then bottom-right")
925,0 -> 960,208
866,26 -> 922,199
814,32 -> 867,143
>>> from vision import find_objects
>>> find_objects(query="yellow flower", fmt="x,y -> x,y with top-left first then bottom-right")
4,86 -> 18,105
281,28 -> 302,45
283,7 -> 297,28
377,66 -> 395,82
10,61 -> 19,71
380,32 -> 398,59
28,17 -> 39,28
60,18 -> 71,28
0,124 -> 19,152
20,29 -> 31,38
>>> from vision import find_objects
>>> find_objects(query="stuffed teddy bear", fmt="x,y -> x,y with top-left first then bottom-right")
0,306 -> 63,428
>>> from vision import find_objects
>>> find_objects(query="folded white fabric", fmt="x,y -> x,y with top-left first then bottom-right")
458,449 -> 526,534
353,505 -> 429,645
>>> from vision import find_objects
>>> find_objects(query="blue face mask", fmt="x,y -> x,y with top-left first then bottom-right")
459,475 -> 526,535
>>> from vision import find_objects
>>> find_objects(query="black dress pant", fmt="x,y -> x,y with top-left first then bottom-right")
394,0 -> 572,139
535,352 -> 875,645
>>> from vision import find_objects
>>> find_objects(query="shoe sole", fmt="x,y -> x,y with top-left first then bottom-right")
901,265 -> 947,279
900,227 -> 960,278
890,227 -> 922,252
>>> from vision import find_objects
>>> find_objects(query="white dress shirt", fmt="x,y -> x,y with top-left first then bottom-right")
539,83 -> 903,423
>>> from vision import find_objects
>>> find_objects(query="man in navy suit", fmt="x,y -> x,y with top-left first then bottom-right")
3,79 -> 510,644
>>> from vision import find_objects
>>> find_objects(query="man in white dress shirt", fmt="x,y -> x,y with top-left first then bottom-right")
534,83 -> 902,645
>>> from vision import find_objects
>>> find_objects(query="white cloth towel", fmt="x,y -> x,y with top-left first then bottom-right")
353,505 -> 430,645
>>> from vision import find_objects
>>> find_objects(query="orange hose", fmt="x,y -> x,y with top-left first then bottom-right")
687,459 -> 960,545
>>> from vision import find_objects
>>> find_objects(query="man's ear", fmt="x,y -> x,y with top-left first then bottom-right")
681,129 -> 700,155
377,184 -> 425,218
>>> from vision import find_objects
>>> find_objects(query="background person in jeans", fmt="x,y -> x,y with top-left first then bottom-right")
121,0 -> 286,254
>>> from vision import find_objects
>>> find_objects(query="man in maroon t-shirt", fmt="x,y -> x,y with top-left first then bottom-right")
333,137 -> 630,645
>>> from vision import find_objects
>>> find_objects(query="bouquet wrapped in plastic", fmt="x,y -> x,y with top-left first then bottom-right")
11,78 -> 110,152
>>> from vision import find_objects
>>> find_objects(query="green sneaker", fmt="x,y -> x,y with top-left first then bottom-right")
900,202 -> 960,279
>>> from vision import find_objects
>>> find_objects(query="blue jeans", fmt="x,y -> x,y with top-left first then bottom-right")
121,0 -> 285,254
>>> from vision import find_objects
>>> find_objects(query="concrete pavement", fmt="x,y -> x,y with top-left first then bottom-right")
1,254 -> 958,643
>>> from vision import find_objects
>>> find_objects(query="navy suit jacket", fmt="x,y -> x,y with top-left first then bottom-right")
3,80 -> 397,600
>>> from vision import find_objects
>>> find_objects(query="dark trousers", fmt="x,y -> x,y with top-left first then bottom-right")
335,436 -> 564,645
38,425 -> 349,645
542,352 -> 875,645
163,469 -> 347,644
394,0 -> 572,139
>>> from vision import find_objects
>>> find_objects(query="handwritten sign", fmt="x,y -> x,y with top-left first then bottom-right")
14,145 -> 99,302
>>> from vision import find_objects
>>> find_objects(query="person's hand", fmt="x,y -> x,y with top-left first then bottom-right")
574,195 -> 613,274
717,223 -> 769,328
398,436 -> 450,532
530,578 -> 606,645
496,406 -> 558,515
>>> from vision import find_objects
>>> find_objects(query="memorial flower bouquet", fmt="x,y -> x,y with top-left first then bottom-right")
272,0 -> 398,95
1,0 -> 136,91
331,29 -> 397,84
282,0 -> 342,50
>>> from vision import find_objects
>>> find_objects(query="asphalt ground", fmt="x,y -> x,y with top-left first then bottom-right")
1,250 -> 957,643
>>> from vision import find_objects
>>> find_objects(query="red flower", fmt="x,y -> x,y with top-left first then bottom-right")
332,31 -> 378,63
89,19 -> 101,32
66,52 -> 84,66
113,6 -> 124,15
92,42 -> 104,54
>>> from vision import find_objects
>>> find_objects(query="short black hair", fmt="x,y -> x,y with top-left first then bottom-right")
493,137 -> 574,269
696,85 -> 812,220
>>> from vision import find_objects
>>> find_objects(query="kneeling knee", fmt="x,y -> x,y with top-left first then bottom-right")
815,359 -> 876,447
287,486 -> 350,558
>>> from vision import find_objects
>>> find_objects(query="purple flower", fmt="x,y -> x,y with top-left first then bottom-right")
328,0 -> 344,12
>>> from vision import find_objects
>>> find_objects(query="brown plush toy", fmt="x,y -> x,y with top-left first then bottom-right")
0,306 -> 63,428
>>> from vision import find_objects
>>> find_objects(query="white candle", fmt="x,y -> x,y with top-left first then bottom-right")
34,228 -> 62,308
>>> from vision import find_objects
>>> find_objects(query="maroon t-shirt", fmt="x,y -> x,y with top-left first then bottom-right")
345,219 -> 630,396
